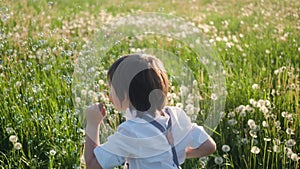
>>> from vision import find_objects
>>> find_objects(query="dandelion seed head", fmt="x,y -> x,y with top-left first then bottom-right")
80,89 -> 87,96
262,121 -> 269,127
221,145 -> 231,152
175,103 -> 183,109
179,85 -> 189,96
286,128 -> 294,135
214,157 -> 223,165
211,93 -> 218,100
14,142 -> 22,150
251,146 -> 260,154
249,130 -> 257,138
6,127 -> 14,134
228,119 -> 237,126
249,99 -> 256,105
247,119 -> 256,128
291,153 -> 299,161
241,138 -> 248,144
75,97 -> 81,103
274,138 -> 281,145
252,83 -> 259,90
285,139 -> 296,147
9,135 -> 18,143
273,145 -> 280,153
281,111 -> 287,117
49,149 -> 56,156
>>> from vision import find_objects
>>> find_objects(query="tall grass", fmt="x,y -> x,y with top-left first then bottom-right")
0,0 -> 299,168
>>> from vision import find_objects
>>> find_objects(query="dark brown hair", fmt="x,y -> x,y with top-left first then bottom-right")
107,54 -> 169,113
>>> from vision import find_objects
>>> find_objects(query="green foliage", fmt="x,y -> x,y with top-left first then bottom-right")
0,0 -> 299,168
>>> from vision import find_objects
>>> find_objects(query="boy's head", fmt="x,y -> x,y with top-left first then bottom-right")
107,54 -> 169,113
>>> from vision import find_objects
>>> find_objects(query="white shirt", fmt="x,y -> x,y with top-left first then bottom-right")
94,106 -> 210,169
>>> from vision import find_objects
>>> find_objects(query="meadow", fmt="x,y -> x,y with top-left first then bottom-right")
0,0 -> 299,168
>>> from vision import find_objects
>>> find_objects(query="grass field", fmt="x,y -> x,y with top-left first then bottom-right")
0,0 -> 299,168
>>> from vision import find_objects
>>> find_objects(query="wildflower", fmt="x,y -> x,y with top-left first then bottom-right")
247,119 -> 256,128
228,119 -> 237,126
281,111 -> 288,117
252,84 -> 259,90
236,105 -> 245,113
251,146 -> 260,154
75,97 -> 81,103
185,104 -> 194,115
14,142 -> 22,150
179,85 -> 189,96
273,138 -> 281,145
286,148 -> 293,158
214,157 -> 223,165
88,90 -> 94,97
285,139 -> 296,147
264,138 -> 271,142
6,127 -> 14,134
221,145 -> 231,153
249,99 -> 256,105
81,90 -> 87,96
257,99 -> 265,108
49,149 -> 56,156
259,105 -> 269,115
273,145 -> 280,153
275,121 -> 281,130
262,121 -> 269,127
249,130 -> 257,138
175,103 -> 183,109
9,135 -> 18,143
227,111 -> 235,118
245,105 -> 254,113
211,93 -> 218,100
241,138 -> 248,144
286,128 -> 294,135
291,153 -> 299,161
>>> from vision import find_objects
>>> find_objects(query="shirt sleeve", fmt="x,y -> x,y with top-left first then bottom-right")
93,123 -> 130,169
189,125 -> 210,149
93,145 -> 125,169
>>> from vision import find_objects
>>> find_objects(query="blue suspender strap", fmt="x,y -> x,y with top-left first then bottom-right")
165,108 -> 180,168
141,108 -> 180,168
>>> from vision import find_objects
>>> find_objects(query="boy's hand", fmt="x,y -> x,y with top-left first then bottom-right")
86,103 -> 106,125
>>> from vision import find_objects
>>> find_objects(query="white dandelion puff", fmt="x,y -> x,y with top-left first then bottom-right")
291,153 -> 299,161
285,139 -> 296,147
286,128 -> 294,135
75,97 -> 81,103
9,135 -> 18,143
228,119 -> 237,126
14,142 -> 22,150
273,145 -> 280,153
251,146 -> 260,154
247,119 -> 256,128
49,149 -> 56,156
211,93 -> 218,100
214,157 -> 224,165
6,127 -> 14,134
81,89 -> 87,96
252,84 -> 259,90
221,145 -> 231,153
262,121 -> 269,128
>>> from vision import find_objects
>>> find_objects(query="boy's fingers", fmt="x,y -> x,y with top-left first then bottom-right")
98,103 -> 106,117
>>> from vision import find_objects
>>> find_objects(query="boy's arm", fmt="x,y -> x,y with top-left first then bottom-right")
84,104 -> 106,169
85,124 -> 103,169
185,137 -> 216,158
